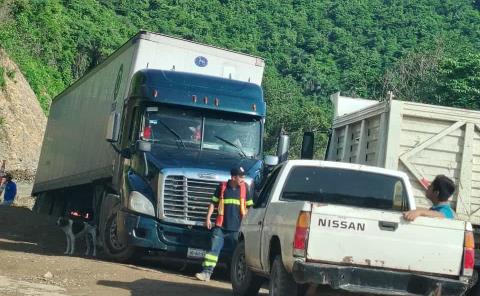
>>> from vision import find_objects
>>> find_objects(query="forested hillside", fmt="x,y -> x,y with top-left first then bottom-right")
0,0 -> 479,156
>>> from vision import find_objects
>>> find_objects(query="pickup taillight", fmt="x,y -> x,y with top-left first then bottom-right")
293,211 -> 311,257
463,230 -> 475,276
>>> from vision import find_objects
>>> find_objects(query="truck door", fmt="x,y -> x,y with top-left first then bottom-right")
243,167 -> 281,270
113,104 -> 138,190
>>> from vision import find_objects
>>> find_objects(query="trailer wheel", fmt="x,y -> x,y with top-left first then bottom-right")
269,255 -> 299,296
103,210 -> 135,262
231,241 -> 264,296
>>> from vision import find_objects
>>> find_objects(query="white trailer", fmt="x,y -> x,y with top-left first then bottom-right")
326,92 -> 480,229
33,31 -> 265,194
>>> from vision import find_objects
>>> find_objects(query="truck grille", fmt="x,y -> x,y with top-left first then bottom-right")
163,175 -> 219,223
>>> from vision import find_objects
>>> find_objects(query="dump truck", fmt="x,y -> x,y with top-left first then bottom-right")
325,93 -> 480,250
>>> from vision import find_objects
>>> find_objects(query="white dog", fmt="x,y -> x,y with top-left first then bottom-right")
56,211 -> 97,256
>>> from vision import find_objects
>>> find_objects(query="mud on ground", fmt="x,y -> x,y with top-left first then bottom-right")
0,205 -> 256,296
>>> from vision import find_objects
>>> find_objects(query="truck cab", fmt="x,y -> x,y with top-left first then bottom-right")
109,69 -> 270,261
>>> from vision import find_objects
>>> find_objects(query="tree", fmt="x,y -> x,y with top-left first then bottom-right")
434,53 -> 480,109
379,45 -> 480,111
1,0 -> 480,153
379,47 -> 443,102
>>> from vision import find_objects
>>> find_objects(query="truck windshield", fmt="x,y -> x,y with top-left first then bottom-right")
281,166 -> 408,211
141,106 -> 261,158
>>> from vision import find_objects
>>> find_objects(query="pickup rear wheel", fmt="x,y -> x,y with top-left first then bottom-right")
231,240 -> 264,296
466,271 -> 480,296
270,255 -> 298,296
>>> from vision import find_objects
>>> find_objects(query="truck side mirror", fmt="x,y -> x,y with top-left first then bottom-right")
105,111 -> 120,142
323,129 -> 333,160
137,140 -> 151,152
277,134 -> 290,163
264,155 -> 279,166
301,132 -> 314,159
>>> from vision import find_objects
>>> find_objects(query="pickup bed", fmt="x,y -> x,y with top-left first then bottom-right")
230,160 -> 476,296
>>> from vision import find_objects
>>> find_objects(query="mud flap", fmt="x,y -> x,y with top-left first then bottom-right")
98,193 -> 120,248
33,191 -> 66,216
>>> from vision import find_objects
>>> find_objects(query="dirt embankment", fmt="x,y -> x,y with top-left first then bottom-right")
0,49 -> 47,181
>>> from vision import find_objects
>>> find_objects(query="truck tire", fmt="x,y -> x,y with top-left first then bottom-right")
467,285 -> 480,296
231,241 -> 264,296
270,255 -> 299,296
102,210 -> 136,262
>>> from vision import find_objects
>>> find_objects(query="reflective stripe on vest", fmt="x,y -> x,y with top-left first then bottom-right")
215,182 -> 247,227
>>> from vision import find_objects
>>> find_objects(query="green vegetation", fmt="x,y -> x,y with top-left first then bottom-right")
0,66 -> 5,90
0,0 -> 479,157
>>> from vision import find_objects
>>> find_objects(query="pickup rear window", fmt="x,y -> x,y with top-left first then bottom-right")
281,166 -> 408,211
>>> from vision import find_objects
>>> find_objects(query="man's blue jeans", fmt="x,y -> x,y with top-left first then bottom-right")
201,227 -> 238,275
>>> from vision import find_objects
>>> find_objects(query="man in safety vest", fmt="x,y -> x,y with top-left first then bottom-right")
195,166 -> 253,281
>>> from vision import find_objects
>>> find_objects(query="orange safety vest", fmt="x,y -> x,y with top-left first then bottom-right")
215,182 -> 247,227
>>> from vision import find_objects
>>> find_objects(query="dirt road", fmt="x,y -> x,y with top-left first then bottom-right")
1,187 -> 361,296
0,205 -> 269,296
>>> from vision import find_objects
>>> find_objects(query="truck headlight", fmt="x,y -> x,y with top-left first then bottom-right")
129,191 -> 155,217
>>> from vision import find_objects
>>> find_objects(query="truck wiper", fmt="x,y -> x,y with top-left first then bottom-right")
157,119 -> 186,149
215,135 -> 248,158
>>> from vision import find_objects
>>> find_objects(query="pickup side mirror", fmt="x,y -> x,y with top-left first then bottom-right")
137,140 -> 151,152
264,155 -> 279,166
106,111 -> 120,142
301,132 -> 314,159
277,134 -> 290,163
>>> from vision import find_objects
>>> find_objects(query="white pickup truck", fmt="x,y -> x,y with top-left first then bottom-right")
230,160 -> 476,296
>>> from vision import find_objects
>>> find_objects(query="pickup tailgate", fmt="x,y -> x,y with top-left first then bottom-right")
307,204 -> 465,276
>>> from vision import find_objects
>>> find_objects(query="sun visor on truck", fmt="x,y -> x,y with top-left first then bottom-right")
129,69 -> 266,116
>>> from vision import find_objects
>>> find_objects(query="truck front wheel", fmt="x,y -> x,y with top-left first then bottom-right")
103,210 -> 136,262
231,241 -> 264,296
270,255 -> 299,296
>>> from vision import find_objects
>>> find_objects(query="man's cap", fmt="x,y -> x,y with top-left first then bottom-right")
230,166 -> 245,177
